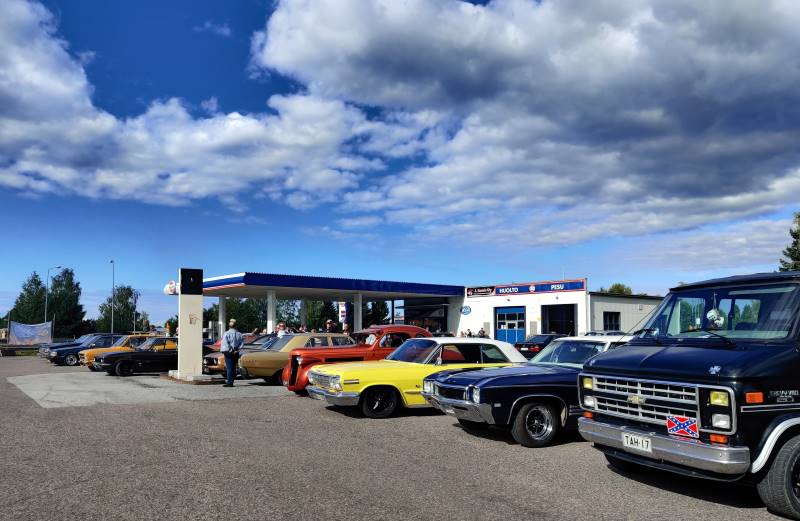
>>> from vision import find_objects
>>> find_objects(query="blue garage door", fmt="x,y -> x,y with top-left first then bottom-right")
495,307 -> 526,343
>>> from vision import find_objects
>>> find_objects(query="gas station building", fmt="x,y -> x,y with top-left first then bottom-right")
201,272 -> 663,341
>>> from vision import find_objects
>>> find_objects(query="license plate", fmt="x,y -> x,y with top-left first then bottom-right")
622,432 -> 652,453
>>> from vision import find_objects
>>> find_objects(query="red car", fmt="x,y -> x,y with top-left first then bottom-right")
282,324 -> 431,393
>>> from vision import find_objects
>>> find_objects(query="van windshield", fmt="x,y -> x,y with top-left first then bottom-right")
640,283 -> 800,342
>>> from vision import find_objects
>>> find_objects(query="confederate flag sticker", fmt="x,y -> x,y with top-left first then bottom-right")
666,415 -> 699,438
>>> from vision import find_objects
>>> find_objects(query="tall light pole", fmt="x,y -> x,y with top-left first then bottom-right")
44,265 -> 62,323
109,260 -> 115,334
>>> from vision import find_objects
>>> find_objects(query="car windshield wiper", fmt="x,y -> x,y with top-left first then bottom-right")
634,328 -> 662,345
678,328 -> 736,346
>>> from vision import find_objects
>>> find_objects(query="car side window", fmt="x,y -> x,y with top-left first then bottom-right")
164,339 -> 177,350
437,344 -> 481,364
305,337 -> 328,347
151,339 -> 166,351
130,337 -> 146,347
480,344 -> 507,363
380,333 -> 410,349
97,337 -> 113,347
331,336 -> 353,346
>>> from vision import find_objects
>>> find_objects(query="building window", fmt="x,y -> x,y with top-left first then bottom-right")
603,311 -> 621,331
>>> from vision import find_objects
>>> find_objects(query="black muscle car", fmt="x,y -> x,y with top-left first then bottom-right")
94,336 -> 208,376
423,335 -> 630,447
513,333 -> 566,359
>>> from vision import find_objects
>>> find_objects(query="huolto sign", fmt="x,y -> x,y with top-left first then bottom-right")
467,279 -> 586,297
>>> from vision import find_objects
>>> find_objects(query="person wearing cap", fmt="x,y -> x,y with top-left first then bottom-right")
324,319 -> 338,333
220,318 -> 244,387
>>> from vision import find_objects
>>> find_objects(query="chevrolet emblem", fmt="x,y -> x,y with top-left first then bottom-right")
627,395 -> 646,405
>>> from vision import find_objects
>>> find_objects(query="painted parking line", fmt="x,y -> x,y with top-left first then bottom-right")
7,372 -> 290,408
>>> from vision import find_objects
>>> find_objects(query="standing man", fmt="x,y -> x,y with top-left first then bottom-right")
220,318 -> 244,388
325,319 -> 338,333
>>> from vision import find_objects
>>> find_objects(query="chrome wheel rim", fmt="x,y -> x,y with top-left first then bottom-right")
525,405 -> 554,440
370,390 -> 396,414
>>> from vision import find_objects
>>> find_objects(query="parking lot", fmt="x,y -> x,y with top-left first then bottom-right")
0,357 -> 779,521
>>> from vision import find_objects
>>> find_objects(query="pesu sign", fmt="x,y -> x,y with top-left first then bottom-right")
467,279 -> 586,298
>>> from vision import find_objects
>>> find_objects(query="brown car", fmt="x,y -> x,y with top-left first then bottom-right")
238,333 -> 354,383
202,334 -> 276,375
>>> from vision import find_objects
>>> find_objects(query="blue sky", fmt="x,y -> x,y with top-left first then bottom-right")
2,0 -> 798,323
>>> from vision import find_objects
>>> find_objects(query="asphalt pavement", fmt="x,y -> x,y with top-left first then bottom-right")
0,357 -> 782,521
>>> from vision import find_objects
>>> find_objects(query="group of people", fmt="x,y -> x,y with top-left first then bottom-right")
247,318 -> 350,338
458,328 -> 488,338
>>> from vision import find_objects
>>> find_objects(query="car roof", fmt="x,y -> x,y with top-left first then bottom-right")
420,337 -> 528,363
672,271 -> 800,291
554,335 -> 634,344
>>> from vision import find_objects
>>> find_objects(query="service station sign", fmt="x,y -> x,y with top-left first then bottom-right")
467,279 -> 586,298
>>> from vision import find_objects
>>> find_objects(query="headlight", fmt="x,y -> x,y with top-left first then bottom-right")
331,375 -> 342,391
308,373 -> 316,384
709,391 -> 729,407
712,414 -> 731,430
49,352 -> 57,358
583,395 -> 596,408
471,387 -> 481,403
295,356 -> 303,365
582,377 -> 593,390
423,380 -> 433,394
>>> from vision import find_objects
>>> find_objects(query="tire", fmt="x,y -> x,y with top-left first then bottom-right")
458,419 -> 488,431
511,403 -> 560,448
757,434 -> 800,519
272,371 -> 284,385
64,354 -> 79,366
360,387 -> 400,419
114,361 -> 134,377
604,453 -> 643,474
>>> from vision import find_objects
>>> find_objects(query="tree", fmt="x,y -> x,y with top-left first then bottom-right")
7,272 -> 45,324
48,268 -> 85,338
598,283 -> 633,296
779,212 -> 800,271
305,301 -> 339,330
96,285 -> 141,334
364,301 -> 389,327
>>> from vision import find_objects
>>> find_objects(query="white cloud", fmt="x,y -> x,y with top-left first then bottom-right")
254,0 -> 800,246
193,21 -> 232,38
200,96 -> 219,114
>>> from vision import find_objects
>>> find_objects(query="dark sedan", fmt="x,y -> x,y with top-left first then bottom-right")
422,335 -> 630,448
38,334 -> 97,358
48,334 -> 122,366
513,333 -> 565,359
95,337 -> 212,376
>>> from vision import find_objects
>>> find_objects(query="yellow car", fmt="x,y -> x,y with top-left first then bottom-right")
307,337 -> 527,418
238,333 -> 354,383
79,333 -> 160,370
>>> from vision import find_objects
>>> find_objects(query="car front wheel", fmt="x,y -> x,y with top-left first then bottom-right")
511,403 -> 559,448
757,433 -> 800,519
360,387 -> 399,419
64,354 -> 79,366
114,361 -> 134,377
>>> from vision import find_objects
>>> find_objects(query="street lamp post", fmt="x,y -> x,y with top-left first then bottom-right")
109,260 -> 115,334
44,265 -> 62,323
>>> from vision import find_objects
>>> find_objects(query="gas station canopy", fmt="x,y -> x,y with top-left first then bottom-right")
203,272 -> 465,300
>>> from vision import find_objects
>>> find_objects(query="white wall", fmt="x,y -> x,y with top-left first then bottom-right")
588,295 -> 662,333
455,291 -> 589,337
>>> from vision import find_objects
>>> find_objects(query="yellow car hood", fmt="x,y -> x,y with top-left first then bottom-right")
313,360 -> 413,376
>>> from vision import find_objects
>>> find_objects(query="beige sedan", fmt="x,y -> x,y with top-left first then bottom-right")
238,333 -> 354,383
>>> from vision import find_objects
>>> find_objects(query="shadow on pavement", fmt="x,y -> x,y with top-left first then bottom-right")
606,460 -> 764,510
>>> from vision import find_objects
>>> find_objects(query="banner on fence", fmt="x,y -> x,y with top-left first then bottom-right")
8,321 -> 52,345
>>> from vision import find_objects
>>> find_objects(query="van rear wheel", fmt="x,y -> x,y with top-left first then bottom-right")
757,433 -> 800,519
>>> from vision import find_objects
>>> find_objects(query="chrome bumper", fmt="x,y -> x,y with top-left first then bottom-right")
307,385 -> 360,407
578,417 -> 750,475
423,392 -> 496,424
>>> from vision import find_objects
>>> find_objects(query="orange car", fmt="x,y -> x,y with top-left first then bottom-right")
79,333 -> 157,370
283,325 -> 431,392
